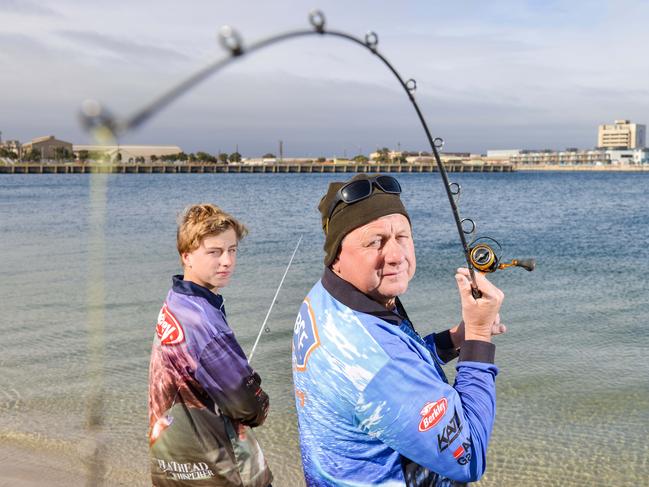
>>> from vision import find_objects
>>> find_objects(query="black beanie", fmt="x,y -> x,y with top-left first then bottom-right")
318,174 -> 410,266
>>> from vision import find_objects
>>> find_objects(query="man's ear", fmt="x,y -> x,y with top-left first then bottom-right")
331,242 -> 344,274
181,252 -> 191,268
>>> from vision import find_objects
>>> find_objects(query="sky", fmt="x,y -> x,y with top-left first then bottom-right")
2,0 -> 649,156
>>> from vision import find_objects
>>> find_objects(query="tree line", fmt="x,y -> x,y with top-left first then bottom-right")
72,150 -> 245,164
2,146 -> 428,164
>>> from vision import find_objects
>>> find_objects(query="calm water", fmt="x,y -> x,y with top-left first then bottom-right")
1,172 -> 648,486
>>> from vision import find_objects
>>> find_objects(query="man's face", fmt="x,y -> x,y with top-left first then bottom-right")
182,229 -> 238,291
332,213 -> 416,307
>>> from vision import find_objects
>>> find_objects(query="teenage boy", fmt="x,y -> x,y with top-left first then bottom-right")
149,203 -> 272,487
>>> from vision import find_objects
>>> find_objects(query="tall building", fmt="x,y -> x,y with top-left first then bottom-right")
597,120 -> 646,149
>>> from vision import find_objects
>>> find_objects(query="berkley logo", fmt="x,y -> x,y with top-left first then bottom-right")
156,303 -> 185,345
418,398 -> 448,432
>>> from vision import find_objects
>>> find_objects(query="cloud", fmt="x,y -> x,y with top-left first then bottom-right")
56,30 -> 191,63
0,0 -> 61,17
0,32 -> 73,67
3,0 -> 649,154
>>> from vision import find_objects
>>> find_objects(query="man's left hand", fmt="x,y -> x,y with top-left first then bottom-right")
449,314 -> 506,349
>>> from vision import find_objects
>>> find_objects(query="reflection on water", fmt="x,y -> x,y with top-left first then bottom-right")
1,172 -> 648,486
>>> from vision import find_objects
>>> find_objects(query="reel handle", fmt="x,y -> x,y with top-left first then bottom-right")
497,258 -> 536,272
513,258 -> 535,272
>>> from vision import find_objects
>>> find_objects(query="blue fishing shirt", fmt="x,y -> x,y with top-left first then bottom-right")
292,268 -> 498,486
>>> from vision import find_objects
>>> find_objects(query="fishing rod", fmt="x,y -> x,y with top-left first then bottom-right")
80,10 -> 534,297
248,235 -> 302,363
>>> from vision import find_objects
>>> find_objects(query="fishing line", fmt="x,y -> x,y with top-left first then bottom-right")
248,235 -> 303,363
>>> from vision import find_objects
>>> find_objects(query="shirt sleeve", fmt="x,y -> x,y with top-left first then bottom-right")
194,328 -> 269,427
354,334 -> 497,483
423,329 -> 460,364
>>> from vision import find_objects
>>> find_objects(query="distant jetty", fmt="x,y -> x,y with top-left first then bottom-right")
0,162 -> 514,174
516,164 -> 648,172
3,162 -> 647,174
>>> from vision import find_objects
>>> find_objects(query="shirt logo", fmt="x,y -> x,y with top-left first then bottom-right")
437,408 -> 463,452
156,303 -> 185,345
418,398 -> 448,432
154,459 -> 215,481
293,298 -> 319,371
453,441 -> 472,465
453,444 -> 465,459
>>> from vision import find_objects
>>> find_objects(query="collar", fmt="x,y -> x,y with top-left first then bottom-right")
172,275 -> 226,315
321,267 -> 410,326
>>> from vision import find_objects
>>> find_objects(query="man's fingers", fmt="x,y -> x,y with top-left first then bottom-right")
457,268 -> 496,300
465,270 -> 504,303
492,323 -> 506,336
455,272 -> 471,292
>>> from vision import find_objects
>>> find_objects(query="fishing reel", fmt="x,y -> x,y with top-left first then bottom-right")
448,180 -> 536,275
468,236 -> 535,273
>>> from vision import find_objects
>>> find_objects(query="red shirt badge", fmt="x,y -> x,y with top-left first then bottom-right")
156,303 -> 185,345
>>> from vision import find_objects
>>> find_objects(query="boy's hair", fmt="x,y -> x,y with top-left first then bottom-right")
177,204 -> 248,262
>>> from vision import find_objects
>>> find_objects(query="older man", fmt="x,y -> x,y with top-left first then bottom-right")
292,174 -> 504,487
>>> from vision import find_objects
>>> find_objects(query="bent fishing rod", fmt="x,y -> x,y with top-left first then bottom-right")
80,10 -> 534,297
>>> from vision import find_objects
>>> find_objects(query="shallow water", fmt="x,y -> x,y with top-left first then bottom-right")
1,172 -> 648,486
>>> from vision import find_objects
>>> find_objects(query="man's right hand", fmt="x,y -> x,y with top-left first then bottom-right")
454,268 -> 504,342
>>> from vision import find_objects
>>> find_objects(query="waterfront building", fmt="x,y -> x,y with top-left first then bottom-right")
0,139 -> 22,157
73,144 -> 183,163
369,150 -> 403,161
504,147 -> 649,166
487,149 -> 521,160
509,149 -> 609,165
605,148 -> 649,164
598,120 -> 646,149
21,135 -> 73,160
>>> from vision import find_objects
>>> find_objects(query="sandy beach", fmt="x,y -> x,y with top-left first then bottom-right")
0,443 -> 88,487
0,434 -> 147,487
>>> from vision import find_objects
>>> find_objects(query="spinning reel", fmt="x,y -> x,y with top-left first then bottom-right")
468,237 -> 535,273
447,179 -> 536,277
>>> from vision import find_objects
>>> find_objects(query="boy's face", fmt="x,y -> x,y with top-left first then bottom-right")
182,228 -> 238,291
